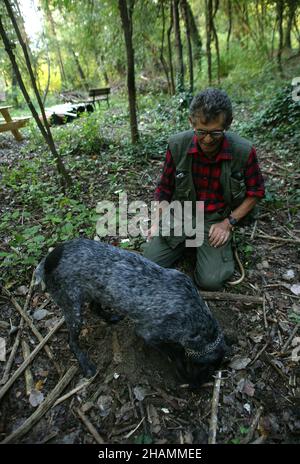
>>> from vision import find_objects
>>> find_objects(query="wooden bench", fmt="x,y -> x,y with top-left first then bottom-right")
0,106 -> 30,141
88,88 -> 110,107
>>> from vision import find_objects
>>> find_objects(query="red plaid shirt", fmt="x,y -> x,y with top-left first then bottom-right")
155,133 -> 265,212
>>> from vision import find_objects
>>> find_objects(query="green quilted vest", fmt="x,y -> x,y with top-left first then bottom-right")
168,129 -> 254,215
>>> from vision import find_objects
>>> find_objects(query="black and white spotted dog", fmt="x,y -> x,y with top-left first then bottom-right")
35,239 -> 229,386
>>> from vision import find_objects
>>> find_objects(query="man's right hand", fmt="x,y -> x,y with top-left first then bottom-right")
147,223 -> 159,241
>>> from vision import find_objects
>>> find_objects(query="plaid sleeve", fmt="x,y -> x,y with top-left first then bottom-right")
154,148 -> 175,201
244,147 -> 265,198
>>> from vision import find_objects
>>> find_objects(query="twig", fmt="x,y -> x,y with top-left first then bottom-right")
250,341 -> 270,365
1,365 -> 78,444
281,323 -> 300,353
0,318 -> 64,402
262,295 -> 268,330
201,291 -> 263,304
53,371 -> 99,407
250,220 -> 258,241
208,370 -> 222,444
124,417 -> 145,439
21,339 -> 34,395
0,284 -> 61,374
0,319 -> 24,385
240,406 -> 264,444
76,407 -> 105,444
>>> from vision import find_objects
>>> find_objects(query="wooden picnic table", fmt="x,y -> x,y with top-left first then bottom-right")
0,106 -> 30,141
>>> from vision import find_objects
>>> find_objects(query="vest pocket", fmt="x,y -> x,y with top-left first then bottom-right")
175,170 -> 190,200
230,176 -> 246,208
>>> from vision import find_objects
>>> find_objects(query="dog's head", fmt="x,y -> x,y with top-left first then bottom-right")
164,332 -> 230,388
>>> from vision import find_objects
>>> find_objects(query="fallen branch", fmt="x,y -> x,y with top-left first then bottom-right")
244,230 -> 300,244
1,365 -> 78,444
0,318 -> 64,402
0,284 -> 61,374
208,370 -> 222,444
281,323 -> 300,353
21,340 -> 34,395
201,291 -> 263,304
0,319 -> 23,385
53,371 -> 99,407
76,407 -> 105,444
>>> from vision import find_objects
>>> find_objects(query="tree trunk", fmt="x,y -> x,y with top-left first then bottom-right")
0,2 -> 71,188
185,1 -> 202,70
118,0 -> 139,144
284,0 -> 297,49
71,49 -> 88,90
159,0 -> 171,95
212,0 -> 220,84
43,0 -> 67,86
276,0 -> 284,74
180,0 -> 193,93
167,2 -> 176,95
205,0 -> 213,85
173,0 -> 184,91
226,0 -> 232,52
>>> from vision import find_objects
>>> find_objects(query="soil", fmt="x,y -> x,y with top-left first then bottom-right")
0,131 -> 300,445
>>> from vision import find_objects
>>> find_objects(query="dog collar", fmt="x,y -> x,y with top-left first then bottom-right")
185,333 -> 223,361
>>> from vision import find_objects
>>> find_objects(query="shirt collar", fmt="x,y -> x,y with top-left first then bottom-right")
188,132 -> 233,162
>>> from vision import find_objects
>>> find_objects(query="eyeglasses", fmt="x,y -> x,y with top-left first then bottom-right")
194,129 -> 224,140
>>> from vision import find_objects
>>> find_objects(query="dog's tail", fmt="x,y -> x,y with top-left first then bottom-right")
34,258 -> 46,291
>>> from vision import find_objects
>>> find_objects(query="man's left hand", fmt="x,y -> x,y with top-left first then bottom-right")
209,220 -> 232,248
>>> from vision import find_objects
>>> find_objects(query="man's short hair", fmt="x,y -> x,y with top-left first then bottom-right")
189,88 -> 233,128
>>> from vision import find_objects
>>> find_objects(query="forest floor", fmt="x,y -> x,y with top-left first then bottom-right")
0,88 -> 300,445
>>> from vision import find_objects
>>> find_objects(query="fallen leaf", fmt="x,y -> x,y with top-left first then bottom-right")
291,284 -> 300,296
229,357 -> 251,370
133,386 -> 147,401
33,309 -> 49,321
29,389 -> 44,407
0,337 -> 6,362
15,285 -> 28,296
282,269 -> 295,281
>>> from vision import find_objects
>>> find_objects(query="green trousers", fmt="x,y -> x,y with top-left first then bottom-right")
143,212 -> 235,291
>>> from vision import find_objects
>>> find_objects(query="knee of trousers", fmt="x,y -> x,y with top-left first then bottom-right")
194,263 -> 235,291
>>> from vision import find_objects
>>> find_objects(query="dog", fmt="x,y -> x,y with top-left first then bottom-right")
35,238 -> 229,386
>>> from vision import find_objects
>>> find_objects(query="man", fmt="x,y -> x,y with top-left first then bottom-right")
143,88 -> 265,290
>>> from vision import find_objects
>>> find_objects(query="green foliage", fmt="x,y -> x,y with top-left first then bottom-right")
241,84 -> 300,138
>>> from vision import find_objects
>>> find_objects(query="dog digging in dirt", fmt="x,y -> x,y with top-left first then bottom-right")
35,238 -> 230,387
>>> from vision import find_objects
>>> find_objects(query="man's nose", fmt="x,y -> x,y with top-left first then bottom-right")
203,133 -> 213,143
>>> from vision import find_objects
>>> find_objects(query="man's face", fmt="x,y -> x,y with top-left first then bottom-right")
190,113 -> 226,156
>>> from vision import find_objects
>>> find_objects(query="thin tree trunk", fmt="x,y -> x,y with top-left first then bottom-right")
205,0 -> 213,85
276,0 -> 284,74
71,49 -> 88,90
181,0 -> 193,93
42,48 -> 51,106
212,0 -> 220,84
173,0 -> 184,91
226,0 -> 232,52
118,0 -> 139,144
159,0 -> 171,95
186,0 -> 202,68
0,3 -> 71,188
43,0 -> 67,86
284,0 -> 297,49
167,1 -> 176,95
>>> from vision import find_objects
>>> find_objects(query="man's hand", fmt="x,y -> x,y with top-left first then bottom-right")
147,222 -> 159,241
209,220 -> 232,248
